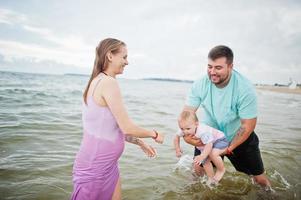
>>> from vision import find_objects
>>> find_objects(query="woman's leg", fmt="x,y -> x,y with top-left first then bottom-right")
209,148 -> 226,182
112,177 -> 121,200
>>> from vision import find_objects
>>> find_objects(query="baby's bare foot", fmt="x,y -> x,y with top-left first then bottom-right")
206,177 -> 218,187
213,168 -> 225,182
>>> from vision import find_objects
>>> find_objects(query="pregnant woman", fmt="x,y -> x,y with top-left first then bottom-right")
70,38 -> 164,200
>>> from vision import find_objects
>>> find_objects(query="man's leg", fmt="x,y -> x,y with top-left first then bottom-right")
227,132 -> 271,188
253,174 -> 271,187
193,162 -> 205,176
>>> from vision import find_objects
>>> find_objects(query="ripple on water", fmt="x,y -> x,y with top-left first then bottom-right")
1,71 -> 301,199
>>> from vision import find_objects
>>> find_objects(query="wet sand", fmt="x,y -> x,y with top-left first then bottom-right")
256,85 -> 301,95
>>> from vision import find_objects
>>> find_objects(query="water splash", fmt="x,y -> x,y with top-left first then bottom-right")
270,169 -> 291,190
173,154 -> 193,172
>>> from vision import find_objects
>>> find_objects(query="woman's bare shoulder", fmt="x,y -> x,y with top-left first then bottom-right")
101,76 -> 118,88
92,76 -> 119,95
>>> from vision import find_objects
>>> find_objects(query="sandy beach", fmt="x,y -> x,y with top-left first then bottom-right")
256,85 -> 301,95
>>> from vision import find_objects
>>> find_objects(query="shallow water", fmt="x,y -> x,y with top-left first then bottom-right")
0,71 -> 300,199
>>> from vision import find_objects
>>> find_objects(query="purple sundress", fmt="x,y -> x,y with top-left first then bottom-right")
71,79 -> 125,200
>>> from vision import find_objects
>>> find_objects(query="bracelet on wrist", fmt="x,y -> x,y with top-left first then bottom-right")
226,147 -> 233,155
152,130 -> 158,140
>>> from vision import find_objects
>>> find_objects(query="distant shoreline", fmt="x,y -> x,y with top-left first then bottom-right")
256,86 -> 301,95
142,78 -> 193,83
1,71 -> 300,93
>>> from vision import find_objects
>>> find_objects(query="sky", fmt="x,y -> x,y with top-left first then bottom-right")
0,0 -> 300,84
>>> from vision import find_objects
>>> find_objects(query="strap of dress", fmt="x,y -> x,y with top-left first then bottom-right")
92,77 -> 103,97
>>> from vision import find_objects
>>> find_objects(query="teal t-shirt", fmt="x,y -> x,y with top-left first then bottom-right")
186,70 -> 257,141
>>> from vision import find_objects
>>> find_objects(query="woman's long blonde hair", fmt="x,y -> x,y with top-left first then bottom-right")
83,38 -> 126,104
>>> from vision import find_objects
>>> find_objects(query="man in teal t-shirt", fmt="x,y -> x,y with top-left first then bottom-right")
183,45 -> 271,188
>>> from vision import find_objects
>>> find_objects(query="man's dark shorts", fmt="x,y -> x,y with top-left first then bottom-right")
194,132 -> 264,176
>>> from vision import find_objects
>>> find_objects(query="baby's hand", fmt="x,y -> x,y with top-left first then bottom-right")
175,148 -> 183,158
194,155 -> 204,165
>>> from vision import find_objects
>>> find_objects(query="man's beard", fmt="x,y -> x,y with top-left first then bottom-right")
209,73 -> 230,86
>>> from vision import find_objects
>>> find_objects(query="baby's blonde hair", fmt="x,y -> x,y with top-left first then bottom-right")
178,110 -> 198,123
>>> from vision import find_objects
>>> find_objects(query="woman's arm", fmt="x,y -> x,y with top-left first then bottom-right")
101,78 -> 163,143
125,135 -> 140,145
125,135 -> 157,157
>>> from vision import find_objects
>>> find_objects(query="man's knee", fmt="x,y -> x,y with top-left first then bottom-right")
253,174 -> 271,187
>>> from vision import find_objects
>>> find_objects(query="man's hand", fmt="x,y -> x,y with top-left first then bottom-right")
183,134 -> 203,146
221,148 -> 228,156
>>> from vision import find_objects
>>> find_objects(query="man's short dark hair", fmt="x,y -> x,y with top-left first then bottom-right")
208,45 -> 233,64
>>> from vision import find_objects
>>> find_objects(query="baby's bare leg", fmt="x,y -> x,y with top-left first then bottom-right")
203,158 -> 214,178
209,148 -> 226,182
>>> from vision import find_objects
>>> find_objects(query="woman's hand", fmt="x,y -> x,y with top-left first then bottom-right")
139,140 -> 157,157
153,130 -> 164,144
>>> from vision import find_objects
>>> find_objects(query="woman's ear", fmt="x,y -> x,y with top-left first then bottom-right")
107,51 -> 113,62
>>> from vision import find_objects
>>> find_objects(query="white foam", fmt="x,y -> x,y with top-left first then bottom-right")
173,154 -> 193,171
271,170 -> 291,189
